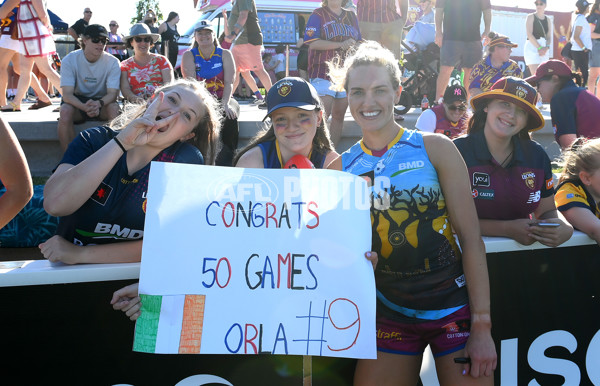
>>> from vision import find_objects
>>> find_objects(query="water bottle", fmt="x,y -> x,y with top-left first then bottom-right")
421,94 -> 429,110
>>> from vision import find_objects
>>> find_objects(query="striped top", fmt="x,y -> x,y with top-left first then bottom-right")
356,0 -> 401,23
304,6 -> 361,80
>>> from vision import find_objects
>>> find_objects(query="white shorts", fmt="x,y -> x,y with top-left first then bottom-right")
524,38 -> 550,66
0,34 -> 20,52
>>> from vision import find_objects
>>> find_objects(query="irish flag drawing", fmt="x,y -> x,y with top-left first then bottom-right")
134,294 -> 206,354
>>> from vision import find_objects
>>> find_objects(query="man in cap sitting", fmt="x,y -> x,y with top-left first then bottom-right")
57,24 -> 121,151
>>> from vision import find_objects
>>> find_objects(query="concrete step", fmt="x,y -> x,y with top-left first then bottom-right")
4,99 -> 561,177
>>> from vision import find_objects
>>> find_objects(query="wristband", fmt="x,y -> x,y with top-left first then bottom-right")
113,137 -> 127,153
234,23 -> 242,30
538,46 -> 543,51
98,99 -> 105,108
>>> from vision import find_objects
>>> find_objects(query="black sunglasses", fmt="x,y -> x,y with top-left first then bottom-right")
134,37 -> 153,43
91,37 -> 107,44
109,24 -> 118,27
446,103 -> 467,111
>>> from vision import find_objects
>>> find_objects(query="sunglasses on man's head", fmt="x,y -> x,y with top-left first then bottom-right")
91,37 -> 107,44
446,103 -> 467,111
134,37 -> 153,43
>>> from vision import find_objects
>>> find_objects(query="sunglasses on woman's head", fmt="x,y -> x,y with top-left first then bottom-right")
91,37 -> 107,44
446,103 -> 467,111
134,37 -> 153,43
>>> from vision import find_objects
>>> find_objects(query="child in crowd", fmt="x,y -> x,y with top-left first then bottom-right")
328,40 -> 497,384
555,138 -> 600,244
454,76 -> 573,247
234,77 -> 338,168
273,44 -> 286,80
40,79 -> 221,264
262,52 -> 276,83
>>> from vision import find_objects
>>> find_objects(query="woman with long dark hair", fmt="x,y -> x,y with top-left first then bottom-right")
454,76 -> 572,247
158,11 -> 180,69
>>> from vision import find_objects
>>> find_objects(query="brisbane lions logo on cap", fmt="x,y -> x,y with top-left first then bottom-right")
515,85 -> 528,100
277,80 -> 293,97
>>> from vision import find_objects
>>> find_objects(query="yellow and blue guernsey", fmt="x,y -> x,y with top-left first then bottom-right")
342,128 -> 468,322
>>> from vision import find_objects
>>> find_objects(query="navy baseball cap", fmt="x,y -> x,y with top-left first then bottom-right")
263,77 -> 321,121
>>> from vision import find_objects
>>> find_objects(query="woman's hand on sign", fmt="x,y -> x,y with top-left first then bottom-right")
111,283 -> 142,321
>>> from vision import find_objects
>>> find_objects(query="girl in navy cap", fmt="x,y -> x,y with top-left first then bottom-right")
454,76 -> 573,247
234,77 -> 338,169
329,40 -> 497,384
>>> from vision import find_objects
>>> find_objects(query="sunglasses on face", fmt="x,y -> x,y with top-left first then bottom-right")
134,37 -> 153,43
109,24 -> 118,27
91,37 -> 107,44
446,103 -> 467,111
84,10 -> 92,13
535,2 -> 545,5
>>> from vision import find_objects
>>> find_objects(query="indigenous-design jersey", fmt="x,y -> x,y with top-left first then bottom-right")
56,126 -> 204,247
190,46 -> 225,99
342,128 -> 467,321
469,56 -> 522,93
454,129 -> 554,220
258,139 -> 327,169
555,180 -> 600,218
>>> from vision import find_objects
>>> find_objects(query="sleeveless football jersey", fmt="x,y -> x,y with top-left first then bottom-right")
342,128 -> 468,321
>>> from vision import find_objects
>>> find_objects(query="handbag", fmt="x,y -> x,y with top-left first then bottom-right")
561,42 -> 573,60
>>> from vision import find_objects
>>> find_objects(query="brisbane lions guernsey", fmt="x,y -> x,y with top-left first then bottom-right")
454,129 -> 554,220
56,126 -> 204,246
304,6 -> 361,80
342,128 -> 468,322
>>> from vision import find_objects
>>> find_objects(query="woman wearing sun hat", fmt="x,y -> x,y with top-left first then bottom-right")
468,32 -> 522,98
454,76 -> 573,247
120,23 -> 173,103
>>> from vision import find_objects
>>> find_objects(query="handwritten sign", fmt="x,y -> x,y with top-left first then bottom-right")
135,163 -> 376,359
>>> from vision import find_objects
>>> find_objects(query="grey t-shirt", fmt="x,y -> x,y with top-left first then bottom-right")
60,50 -> 121,98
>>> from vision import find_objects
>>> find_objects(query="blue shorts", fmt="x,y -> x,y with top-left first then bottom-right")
376,305 -> 471,357
310,77 -> 347,99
